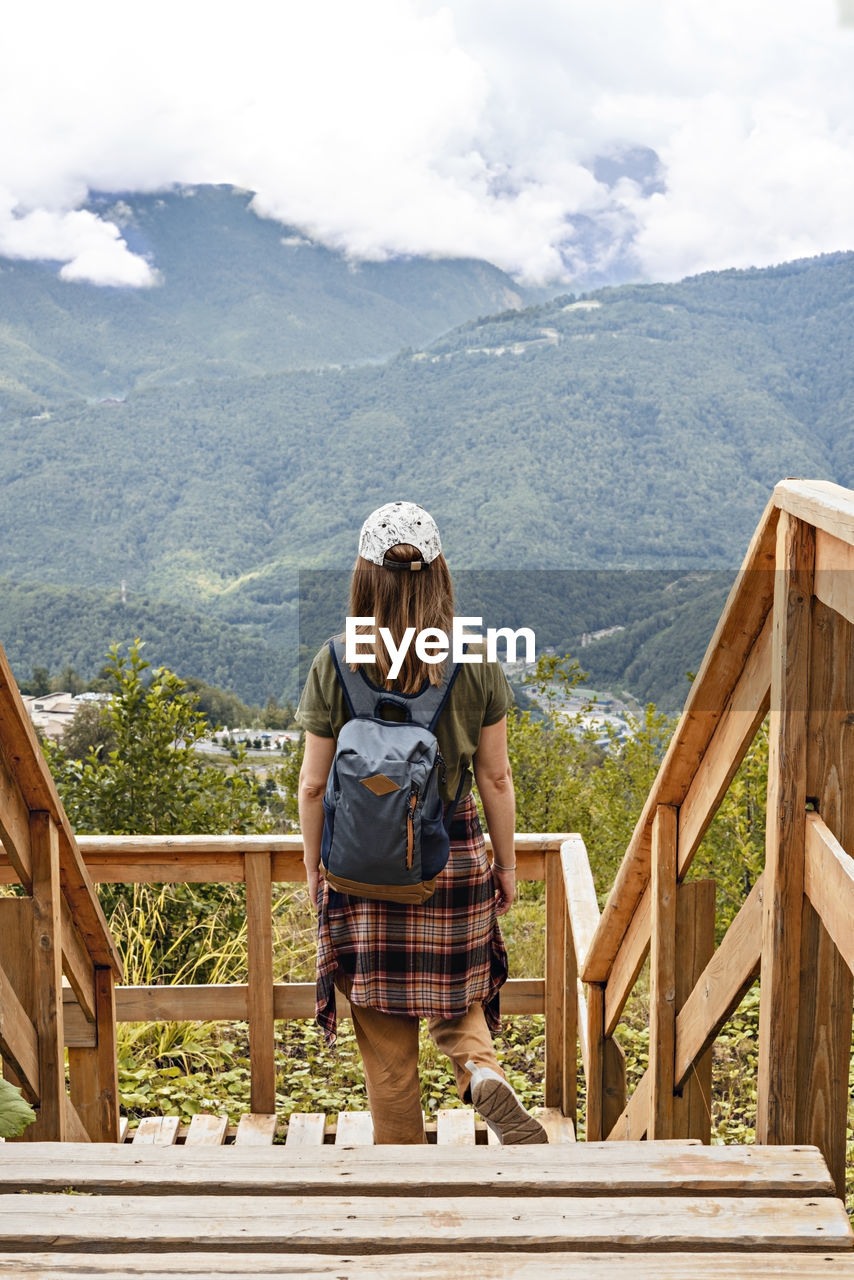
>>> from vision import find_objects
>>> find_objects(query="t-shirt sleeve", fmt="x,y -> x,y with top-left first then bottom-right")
294,650 -> 336,738
482,661 -> 515,726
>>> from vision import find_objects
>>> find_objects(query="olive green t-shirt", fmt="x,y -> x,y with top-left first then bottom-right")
295,644 -> 514,804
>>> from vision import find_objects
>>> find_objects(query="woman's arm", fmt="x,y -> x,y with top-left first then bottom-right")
472,716 -> 516,916
298,731 -> 336,908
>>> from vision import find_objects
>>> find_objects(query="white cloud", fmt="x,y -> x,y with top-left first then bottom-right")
2,0 -> 854,285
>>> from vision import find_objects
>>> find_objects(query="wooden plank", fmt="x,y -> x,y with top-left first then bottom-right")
285,1113 -> 326,1146
648,805 -> 677,1139
63,1094 -> 91,1143
585,982 -> 605,1141
757,512 -> 814,1147
235,1114 -> 277,1146
804,815 -> 854,973
534,1106 -> 576,1143
604,888 -> 650,1037
437,1108 -> 476,1145
90,968 -> 120,1142
112,977 -> 545,1023
0,740 -> 32,887
814,526 -> 854,627
678,610 -> 772,866
28,812 -> 65,1140
118,1116 -> 128,1143
334,1111 -> 374,1146
185,1114 -> 228,1146
774,477 -> 854,548
602,1035 -> 627,1140
583,497 -> 778,983
608,1070 -> 649,1141
0,1255 -> 848,1280
671,880 -> 715,1142
562,834 -> 597,1112
0,1191 -> 848,1251
245,851 -> 276,1115
603,617 -> 771,1039
798,596 -> 854,1197
544,847 -> 566,1108
60,895 -> 96,1023
63,983 -> 96,1049
0,954 -> 39,1100
674,875 -> 763,1092
132,1116 -> 180,1145
0,1141 -> 837,1196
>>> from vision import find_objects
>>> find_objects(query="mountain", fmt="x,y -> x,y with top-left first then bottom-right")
0,185 -> 532,414
2,231 -> 853,706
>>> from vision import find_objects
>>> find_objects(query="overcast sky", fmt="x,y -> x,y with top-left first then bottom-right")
3,0 -> 854,287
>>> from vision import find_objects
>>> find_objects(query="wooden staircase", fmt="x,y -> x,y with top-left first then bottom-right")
0,1140 -> 850,1275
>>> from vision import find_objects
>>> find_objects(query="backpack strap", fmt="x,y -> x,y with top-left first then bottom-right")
329,637 -> 461,729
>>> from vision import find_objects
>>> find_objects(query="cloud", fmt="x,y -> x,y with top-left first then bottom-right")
3,0 -> 854,286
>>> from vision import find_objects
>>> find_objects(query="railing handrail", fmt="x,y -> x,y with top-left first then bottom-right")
582,477 -> 854,989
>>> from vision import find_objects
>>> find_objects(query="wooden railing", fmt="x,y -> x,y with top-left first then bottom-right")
570,478 -> 854,1196
0,646 -> 122,1141
2,833 -> 577,1121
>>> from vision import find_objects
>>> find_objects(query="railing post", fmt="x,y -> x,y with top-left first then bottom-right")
757,512 -> 813,1146
544,849 -> 567,1110
245,850 -> 276,1115
672,879 -> 716,1142
29,811 -> 66,1140
796,595 -> 854,1195
648,803 -> 677,1139
69,968 -> 120,1141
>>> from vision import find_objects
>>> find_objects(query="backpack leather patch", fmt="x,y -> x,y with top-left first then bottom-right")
360,773 -> 400,796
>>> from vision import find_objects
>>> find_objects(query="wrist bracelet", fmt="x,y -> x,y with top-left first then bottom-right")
493,861 -> 516,871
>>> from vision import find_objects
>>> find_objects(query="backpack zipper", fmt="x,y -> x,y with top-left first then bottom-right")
406,788 -> 418,868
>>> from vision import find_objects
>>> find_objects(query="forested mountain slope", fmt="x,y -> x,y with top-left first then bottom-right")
1,246 -> 851,705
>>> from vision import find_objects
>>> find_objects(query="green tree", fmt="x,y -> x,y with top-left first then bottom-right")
46,641 -> 268,837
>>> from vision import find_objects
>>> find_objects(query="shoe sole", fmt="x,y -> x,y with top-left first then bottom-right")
471,1077 -> 549,1144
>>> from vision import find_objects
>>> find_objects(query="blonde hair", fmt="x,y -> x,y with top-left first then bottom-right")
348,543 -> 455,692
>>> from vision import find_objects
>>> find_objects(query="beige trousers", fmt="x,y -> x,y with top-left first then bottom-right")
345,995 -> 506,1144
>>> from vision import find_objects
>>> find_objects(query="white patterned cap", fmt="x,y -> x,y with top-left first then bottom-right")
358,501 -> 443,566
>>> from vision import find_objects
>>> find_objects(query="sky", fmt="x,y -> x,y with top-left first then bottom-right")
3,0 -> 854,288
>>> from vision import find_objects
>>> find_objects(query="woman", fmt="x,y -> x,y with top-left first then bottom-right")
296,500 -> 547,1145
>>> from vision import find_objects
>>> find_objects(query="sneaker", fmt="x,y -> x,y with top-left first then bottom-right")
466,1060 -> 549,1145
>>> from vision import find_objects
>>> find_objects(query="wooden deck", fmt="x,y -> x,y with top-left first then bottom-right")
0,1141 -> 850,1277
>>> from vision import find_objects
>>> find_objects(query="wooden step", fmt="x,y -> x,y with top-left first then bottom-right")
119,1106 -> 576,1146
0,1253 -> 850,1278
0,1190 -> 848,1253
0,1142 -> 838,1198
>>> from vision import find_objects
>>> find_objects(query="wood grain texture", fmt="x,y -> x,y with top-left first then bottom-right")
0,1192 -> 847,1252
583,497 -> 778,984
773,477 -> 854,548
585,982 -> 606,1141
437,1108 -> 476,1145
334,1111 -> 375,1146
29,812 -> 65,1140
285,1113 -> 326,1146
0,739 -> 31,886
648,805 -> 678,1139
234,1114 -> 277,1146
799,597 -> 854,1196
0,952 -> 39,1100
0,1141 -> 837,1196
804,815 -> 854,973
671,881 -> 716,1142
673,875 -> 763,1092
60,896 -> 96,1024
245,851 -> 275,1115
185,1115 -> 228,1147
110,977 -> 544,1024
814,527 -> 854,627
757,512 -> 814,1147
132,1117 -> 180,1146
0,1253 -> 847,1279
544,848 -> 566,1109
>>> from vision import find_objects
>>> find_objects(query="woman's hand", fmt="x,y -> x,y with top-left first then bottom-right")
492,865 -> 516,915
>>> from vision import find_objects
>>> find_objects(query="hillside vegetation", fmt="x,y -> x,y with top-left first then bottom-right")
2,208 -> 852,704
